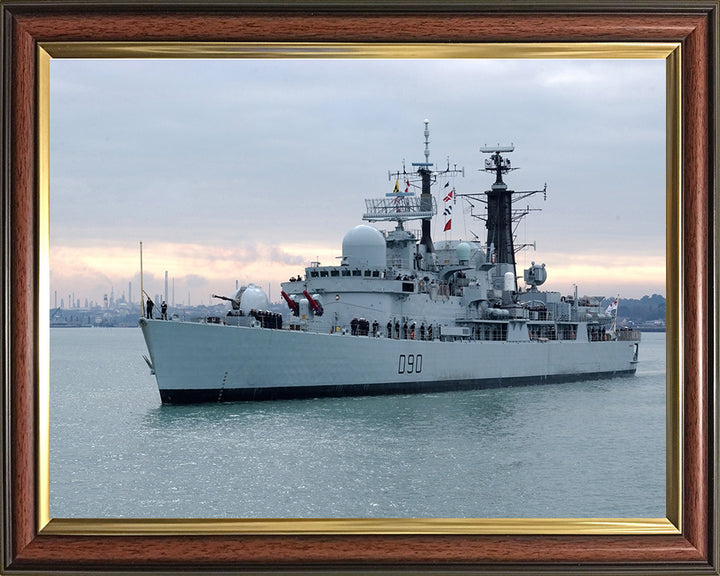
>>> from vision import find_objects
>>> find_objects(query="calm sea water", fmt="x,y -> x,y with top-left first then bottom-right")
50,327 -> 665,519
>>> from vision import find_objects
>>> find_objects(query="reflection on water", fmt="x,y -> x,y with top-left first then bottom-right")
50,328 -> 666,519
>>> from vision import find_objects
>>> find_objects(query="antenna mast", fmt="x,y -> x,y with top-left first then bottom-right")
364,120 -> 463,242
456,145 -> 546,291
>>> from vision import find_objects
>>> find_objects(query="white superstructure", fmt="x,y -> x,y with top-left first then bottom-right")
140,123 -> 640,404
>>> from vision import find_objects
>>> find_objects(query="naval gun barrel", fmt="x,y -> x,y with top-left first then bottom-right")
212,293 -> 241,310
211,294 -> 234,302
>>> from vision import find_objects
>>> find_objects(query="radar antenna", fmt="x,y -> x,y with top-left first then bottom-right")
364,120 -> 464,256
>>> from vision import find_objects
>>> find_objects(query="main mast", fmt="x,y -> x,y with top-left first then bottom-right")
363,121 -> 463,264
454,146 -> 546,292
481,145 -> 517,288
416,120 -> 435,255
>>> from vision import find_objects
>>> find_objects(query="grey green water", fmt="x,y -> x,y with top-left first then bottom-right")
50,328 -> 665,518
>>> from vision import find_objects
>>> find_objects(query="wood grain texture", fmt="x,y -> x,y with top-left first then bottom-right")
11,11 -> 707,43
9,13 -> 38,561
10,534 -> 708,567
680,10 -> 710,560
2,2 -> 716,573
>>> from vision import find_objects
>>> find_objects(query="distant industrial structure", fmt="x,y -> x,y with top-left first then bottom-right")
50,273 -> 287,328
50,287 -> 664,330
50,295 -> 233,328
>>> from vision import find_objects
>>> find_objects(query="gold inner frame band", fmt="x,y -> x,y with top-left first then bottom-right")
36,41 -> 682,536
41,41 -> 678,59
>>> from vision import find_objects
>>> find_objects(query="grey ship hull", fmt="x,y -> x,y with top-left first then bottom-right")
140,319 -> 638,404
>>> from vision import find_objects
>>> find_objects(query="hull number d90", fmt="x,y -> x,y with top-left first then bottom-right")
398,354 -> 422,374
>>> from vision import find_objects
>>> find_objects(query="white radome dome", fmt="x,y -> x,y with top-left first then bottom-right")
342,225 -> 386,268
456,242 -> 471,264
239,283 -> 268,314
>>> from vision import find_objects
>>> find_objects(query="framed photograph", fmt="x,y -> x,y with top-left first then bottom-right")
2,1 -> 716,574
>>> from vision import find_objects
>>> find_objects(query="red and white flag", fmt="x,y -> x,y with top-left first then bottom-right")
443,186 -> 454,232
605,298 -> 618,315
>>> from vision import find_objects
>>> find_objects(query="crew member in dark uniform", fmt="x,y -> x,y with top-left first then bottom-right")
146,298 -> 154,319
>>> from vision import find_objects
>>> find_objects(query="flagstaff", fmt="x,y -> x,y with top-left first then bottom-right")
140,241 -> 144,318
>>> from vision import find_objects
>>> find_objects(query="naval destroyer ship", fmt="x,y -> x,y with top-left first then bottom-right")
139,122 -> 640,404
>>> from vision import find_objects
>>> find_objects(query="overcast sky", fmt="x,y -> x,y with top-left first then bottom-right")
49,57 -> 666,308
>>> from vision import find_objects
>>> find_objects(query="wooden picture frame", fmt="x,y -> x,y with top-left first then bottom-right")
2,1 -> 717,573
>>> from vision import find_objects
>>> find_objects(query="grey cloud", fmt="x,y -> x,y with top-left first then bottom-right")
49,58 -> 666,304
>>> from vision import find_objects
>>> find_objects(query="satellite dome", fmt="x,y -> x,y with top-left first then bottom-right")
342,225 -> 386,268
239,283 -> 269,314
456,242 -> 471,264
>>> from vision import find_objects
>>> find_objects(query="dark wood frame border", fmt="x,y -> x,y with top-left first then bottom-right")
1,1 -> 717,573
